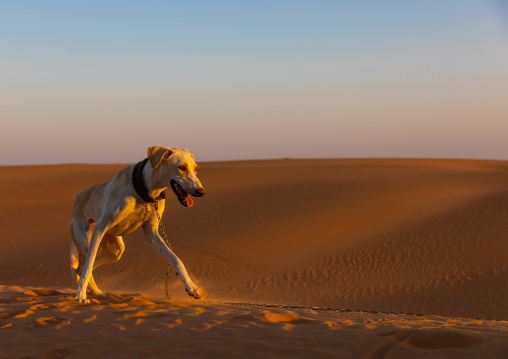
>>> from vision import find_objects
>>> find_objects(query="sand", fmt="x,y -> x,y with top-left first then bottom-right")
1,158 -> 507,358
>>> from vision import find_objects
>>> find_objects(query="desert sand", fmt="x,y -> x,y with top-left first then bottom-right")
1,158 -> 507,358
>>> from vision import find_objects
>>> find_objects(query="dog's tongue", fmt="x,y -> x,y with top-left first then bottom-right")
185,194 -> 193,207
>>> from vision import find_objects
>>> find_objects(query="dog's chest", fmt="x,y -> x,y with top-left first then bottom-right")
107,203 -> 153,236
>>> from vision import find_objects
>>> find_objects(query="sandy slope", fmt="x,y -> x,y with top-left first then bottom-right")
1,286 -> 508,359
1,158 -> 508,358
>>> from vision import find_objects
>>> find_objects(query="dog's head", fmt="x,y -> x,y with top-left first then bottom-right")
148,146 -> 205,207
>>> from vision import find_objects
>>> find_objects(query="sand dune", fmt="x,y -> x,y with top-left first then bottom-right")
1,285 -> 508,358
1,158 -> 508,357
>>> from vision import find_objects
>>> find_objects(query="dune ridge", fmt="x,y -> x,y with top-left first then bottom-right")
1,158 -> 507,357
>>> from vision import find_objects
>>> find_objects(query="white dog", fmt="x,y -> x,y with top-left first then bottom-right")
69,146 -> 206,304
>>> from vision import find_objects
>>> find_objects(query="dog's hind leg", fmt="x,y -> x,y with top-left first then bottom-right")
70,241 -> 104,297
70,218 -> 109,299
86,234 -> 125,297
69,219 -> 90,284
70,240 -> 80,284
87,274 -> 105,297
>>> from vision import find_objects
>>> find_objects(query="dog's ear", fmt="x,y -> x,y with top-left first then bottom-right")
147,146 -> 173,168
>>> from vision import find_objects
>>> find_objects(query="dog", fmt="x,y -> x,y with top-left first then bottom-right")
69,146 -> 206,304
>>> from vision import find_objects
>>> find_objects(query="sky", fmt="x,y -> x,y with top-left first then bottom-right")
1,0 -> 507,165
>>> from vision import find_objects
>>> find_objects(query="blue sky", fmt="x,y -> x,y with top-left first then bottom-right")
1,1 -> 507,164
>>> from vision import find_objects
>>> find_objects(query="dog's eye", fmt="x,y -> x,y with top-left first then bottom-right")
178,165 -> 186,172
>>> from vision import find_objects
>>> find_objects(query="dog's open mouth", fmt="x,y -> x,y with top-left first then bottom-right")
170,180 -> 193,207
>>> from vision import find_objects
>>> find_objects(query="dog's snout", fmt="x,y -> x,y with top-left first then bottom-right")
196,187 -> 206,197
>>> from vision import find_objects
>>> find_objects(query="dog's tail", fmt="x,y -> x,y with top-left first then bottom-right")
70,240 -> 80,283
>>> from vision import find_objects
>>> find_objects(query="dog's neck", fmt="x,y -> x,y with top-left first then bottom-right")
132,159 -> 166,203
142,162 -> 167,199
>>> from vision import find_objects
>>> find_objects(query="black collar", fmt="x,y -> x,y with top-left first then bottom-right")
132,158 -> 166,203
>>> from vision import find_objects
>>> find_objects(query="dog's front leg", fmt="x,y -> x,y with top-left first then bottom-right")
75,225 -> 106,304
143,223 -> 205,299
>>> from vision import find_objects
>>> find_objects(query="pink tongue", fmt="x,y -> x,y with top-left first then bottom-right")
185,194 -> 193,207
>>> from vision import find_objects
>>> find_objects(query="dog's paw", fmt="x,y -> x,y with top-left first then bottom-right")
74,295 -> 90,304
75,289 -> 90,304
185,285 -> 206,300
